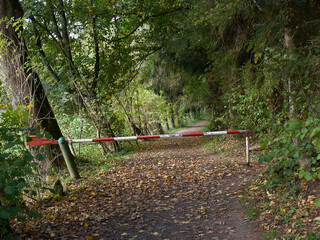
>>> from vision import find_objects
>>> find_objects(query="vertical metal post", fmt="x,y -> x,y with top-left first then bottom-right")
245,133 -> 250,166
58,137 -> 81,179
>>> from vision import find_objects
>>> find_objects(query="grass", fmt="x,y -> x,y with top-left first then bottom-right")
246,207 -> 260,219
262,229 -> 278,240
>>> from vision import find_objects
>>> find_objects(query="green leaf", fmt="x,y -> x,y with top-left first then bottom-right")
17,181 -> 27,190
7,207 -> 19,217
44,132 -> 52,139
315,199 -> 320,207
0,207 -> 10,219
9,169 -> 20,178
311,127 -> 320,137
246,41 -> 253,52
305,172 -> 313,181
4,186 -> 17,196
36,154 -> 44,161
17,215 -> 26,222
13,158 -> 25,166
23,153 -> 34,162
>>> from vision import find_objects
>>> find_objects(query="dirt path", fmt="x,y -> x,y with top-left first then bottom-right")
19,121 -> 262,240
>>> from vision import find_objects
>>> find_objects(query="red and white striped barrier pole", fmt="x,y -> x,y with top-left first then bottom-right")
27,130 -> 250,164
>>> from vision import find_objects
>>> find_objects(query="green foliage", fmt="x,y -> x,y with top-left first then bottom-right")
222,87 -> 270,131
0,105 -> 41,238
257,116 -> 320,182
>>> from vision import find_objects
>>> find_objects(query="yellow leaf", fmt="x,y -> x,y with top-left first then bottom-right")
92,233 -> 100,237
152,232 -> 160,236
85,236 -> 93,240
84,223 -> 89,227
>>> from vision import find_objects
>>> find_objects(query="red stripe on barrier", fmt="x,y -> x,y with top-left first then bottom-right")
92,137 -> 114,142
137,135 -> 160,139
27,136 -> 59,146
182,132 -> 204,137
227,130 -> 241,134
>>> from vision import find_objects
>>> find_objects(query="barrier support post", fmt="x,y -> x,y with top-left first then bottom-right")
245,134 -> 250,166
58,137 -> 81,179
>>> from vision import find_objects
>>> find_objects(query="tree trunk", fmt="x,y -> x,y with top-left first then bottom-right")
284,27 -> 295,118
284,27 -> 310,170
165,118 -> 170,131
0,0 -> 64,167
156,118 -> 164,134
169,105 -> 175,128
96,128 -> 109,158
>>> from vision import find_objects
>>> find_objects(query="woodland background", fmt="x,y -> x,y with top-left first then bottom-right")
0,0 -> 319,239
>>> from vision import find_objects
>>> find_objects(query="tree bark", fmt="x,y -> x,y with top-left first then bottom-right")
284,27 -> 310,170
284,27 -> 295,118
0,0 -> 64,166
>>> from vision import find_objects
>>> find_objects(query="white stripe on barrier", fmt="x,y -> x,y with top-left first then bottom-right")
71,139 -> 94,143
115,136 -> 137,141
161,134 -> 182,138
204,131 -> 227,135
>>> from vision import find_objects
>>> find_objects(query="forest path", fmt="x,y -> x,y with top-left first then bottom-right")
19,121 -> 262,240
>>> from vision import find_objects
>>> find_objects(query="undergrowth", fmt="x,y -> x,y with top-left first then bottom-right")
244,173 -> 320,239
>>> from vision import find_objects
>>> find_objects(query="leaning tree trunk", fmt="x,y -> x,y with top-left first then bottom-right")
0,0 -> 64,169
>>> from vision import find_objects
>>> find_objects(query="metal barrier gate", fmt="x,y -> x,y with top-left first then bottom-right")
27,130 -> 250,178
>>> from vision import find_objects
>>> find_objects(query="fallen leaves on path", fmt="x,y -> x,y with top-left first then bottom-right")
16,137 -> 263,240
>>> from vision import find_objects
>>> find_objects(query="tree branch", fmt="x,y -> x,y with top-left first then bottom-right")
30,16 -> 61,83
106,7 -> 185,43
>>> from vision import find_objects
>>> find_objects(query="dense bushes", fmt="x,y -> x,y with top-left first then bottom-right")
0,105 -> 41,239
